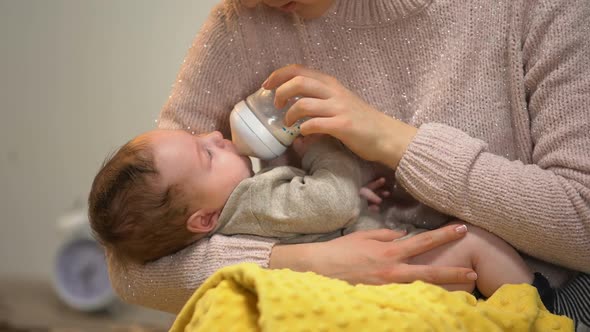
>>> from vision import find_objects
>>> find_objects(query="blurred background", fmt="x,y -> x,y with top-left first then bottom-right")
0,0 -> 219,330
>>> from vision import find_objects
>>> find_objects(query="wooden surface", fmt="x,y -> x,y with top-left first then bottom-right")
0,278 -> 175,331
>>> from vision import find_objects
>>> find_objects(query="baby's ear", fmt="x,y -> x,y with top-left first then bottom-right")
186,209 -> 220,234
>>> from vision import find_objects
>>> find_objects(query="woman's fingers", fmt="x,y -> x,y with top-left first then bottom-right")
263,64 -> 336,90
284,98 -> 338,126
297,114 -> 349,138
274,76 -> 332,109
396,224 -> 468,259
354,228 -> 407,242
388,264 -> 477,285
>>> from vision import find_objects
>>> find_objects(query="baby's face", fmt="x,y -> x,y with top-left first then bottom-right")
144,129 -> 253,211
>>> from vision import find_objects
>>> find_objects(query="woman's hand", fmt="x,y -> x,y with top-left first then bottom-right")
269,224 -> 478,285
263,64 -> 418,169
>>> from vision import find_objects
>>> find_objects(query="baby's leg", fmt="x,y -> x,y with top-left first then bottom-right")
409,223 -> 533,297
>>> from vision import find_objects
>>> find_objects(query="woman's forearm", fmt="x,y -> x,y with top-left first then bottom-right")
269,243 -> 314,271
396,123 -> 590,273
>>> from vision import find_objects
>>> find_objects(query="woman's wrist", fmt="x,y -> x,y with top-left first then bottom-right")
378,116 -> 418,169
269,242 -> 315,272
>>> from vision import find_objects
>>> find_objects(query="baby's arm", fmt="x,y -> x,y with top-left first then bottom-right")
410,223 -> 533,297
247,137 -> 363,236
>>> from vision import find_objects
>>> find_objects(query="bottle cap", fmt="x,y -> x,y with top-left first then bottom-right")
230,100 -> 287,160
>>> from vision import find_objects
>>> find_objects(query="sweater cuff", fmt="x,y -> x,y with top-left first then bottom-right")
396,123 -> 488,211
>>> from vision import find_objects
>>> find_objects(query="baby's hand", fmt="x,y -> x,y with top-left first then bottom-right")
360,177 -> 390,212
292,134 -> 325,158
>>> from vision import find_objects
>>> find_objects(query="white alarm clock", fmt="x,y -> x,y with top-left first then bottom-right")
53,209 -> 116,312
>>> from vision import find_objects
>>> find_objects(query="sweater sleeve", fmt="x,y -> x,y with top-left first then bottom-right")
246,138 -> 363,236
396,0 -> 590,273
107,4 -> 277,312
107,234 -> 277,313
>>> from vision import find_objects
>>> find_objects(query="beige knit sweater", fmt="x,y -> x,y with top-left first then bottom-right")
108,0 -> 590,313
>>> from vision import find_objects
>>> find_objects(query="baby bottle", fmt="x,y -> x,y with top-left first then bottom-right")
230,88 -> 304,160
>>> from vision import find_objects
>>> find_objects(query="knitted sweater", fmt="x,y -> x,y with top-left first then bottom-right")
108,0 -> 590,313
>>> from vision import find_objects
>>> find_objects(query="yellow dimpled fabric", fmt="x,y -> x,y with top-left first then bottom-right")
169,263 -> 572,332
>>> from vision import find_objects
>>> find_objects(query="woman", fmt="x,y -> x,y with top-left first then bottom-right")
107,0 -> 590,327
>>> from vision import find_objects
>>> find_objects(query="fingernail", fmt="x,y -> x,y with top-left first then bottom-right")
455,225 -> 467,233
467,272 -> 478,281
261,78 -> 269,88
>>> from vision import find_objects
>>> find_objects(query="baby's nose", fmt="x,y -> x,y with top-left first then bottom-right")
208,131 -> 224,145
210,131 -> 223,139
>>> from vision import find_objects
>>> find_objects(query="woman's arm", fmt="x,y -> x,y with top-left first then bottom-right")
264,0 -> 590,273
107,234 -> 277,313
394,0 -> 590,272
270,224 -> 478,285
110,225 -> 476,313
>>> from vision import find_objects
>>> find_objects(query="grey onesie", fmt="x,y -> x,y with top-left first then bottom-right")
213,137 -> 421,244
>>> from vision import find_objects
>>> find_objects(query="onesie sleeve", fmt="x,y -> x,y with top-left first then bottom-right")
247,138 -> 363,236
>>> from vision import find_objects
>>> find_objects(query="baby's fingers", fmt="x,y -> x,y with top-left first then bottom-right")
368,205 -> 380,213
365,177 -> 386,190
360,187 -> 382,205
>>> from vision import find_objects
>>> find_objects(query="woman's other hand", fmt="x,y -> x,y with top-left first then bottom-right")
263,64 -> 418,169
269,224 -> 478,285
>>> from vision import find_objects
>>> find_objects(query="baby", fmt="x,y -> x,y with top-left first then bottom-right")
88,128 -> 556,308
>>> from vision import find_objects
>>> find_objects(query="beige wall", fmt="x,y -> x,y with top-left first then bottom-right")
0,0 -> 219,279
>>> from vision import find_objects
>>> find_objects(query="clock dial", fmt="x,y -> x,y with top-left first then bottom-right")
54,238 -> 114,311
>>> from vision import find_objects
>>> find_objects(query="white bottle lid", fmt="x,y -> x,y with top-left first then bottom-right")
230,100 -> 287,160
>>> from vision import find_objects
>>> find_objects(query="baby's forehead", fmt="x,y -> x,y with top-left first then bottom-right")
131,130 -> 158,145
138,129 -> 169,141
134,129 -> 182,145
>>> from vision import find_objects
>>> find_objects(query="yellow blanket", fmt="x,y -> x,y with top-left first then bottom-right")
170,263 -> 572,332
